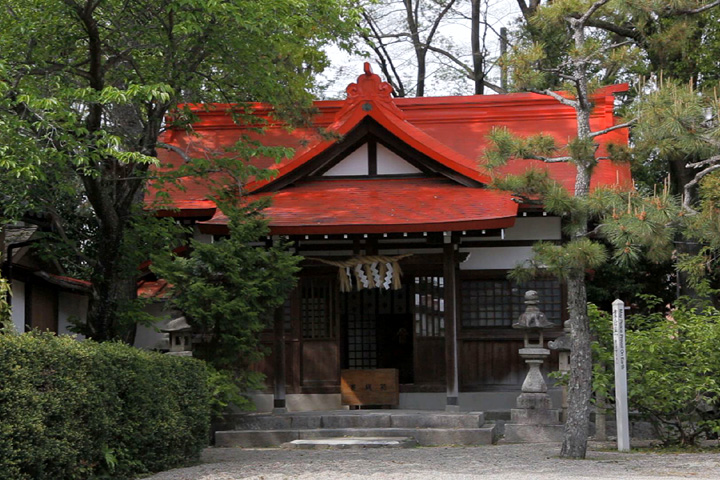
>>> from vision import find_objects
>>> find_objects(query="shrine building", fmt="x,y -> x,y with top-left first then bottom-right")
151,64 -> 630,412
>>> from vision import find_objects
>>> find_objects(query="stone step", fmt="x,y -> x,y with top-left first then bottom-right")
231,411 -> 486,431
215,425 -> 497,448
282,436 -> 418,450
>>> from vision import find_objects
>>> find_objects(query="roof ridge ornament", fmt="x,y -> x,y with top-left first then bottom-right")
334,63 -> 405,123
346,62 -> 394,100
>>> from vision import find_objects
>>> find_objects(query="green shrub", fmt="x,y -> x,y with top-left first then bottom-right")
590,301 -> 720,446
0,332 -> 210,479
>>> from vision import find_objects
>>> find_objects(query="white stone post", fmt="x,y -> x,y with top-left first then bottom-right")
612,299 -> 630,451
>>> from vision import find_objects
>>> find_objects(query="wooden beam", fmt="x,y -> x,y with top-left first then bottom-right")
443,241 -> 460,411
368,139 -> 378,175
273,305 -> 287,412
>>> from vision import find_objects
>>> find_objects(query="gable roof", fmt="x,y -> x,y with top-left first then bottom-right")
150,64 -> 631,235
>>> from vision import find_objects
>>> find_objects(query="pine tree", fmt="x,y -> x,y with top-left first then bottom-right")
486,0 -> 685,458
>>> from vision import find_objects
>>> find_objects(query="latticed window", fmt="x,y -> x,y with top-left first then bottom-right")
413,276 -> 445,337
301,278 -> 336,339
461,277 -> 562,328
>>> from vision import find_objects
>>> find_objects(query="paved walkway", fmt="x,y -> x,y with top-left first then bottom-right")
146,442 -> 720,480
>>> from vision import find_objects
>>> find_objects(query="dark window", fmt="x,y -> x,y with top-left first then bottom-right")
413,276 -> 445,337
301,278 -> 336,339
461,277 -> 562,328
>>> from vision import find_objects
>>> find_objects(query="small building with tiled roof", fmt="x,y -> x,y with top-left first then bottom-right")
1,223 -> 91,336
151,64 -> 630,412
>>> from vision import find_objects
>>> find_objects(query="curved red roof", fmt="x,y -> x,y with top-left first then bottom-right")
198,177 -> 518,235
149,64 -> 631,234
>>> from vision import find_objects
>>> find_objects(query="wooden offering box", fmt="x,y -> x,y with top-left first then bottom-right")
340,368 -> 399,407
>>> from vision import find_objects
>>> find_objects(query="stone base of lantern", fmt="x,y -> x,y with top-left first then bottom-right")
503,423 -> 565,443
510,393 -> 560,425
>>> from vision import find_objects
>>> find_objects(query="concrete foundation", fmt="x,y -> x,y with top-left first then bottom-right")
243,390 -> 562,414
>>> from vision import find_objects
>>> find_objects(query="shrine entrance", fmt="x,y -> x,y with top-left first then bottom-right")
340,284 -> 414,384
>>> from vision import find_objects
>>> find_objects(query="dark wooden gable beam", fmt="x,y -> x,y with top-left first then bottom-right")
365,120 -> 482,187
256,117 -> 483,193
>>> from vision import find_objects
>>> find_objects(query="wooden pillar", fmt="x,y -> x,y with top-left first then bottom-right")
443,236 -> 460,412
273,304 -> 287,413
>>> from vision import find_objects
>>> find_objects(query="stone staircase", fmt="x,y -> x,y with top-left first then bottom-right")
215,410 -> 498,448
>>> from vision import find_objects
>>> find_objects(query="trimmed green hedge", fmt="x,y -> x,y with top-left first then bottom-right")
0,332 -> 210,479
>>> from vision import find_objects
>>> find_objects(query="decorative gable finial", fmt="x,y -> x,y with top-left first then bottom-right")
333,63 -> 404,124
345,62 -> 394,101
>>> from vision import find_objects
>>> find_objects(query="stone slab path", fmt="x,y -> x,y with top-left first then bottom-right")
145,442 -> 720,480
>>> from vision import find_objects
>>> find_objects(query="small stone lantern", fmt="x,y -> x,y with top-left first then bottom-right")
161,316 -> 194,356
504,291 -> 563,442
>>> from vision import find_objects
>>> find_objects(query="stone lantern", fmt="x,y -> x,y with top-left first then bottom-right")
504,290 -> 563,442
161,316 -> 194,356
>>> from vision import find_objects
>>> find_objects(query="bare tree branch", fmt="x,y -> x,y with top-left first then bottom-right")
425,0 -> 458,48
157,142 -> 192,163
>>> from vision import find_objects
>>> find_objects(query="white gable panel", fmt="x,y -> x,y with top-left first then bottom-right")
377,144 -> 422,175
11,280 -> 25,333
322,143 -> 368,176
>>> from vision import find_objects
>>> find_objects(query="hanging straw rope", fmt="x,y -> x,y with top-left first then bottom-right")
308,254 -> 413,292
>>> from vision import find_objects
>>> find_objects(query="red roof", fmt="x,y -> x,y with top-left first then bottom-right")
137,279 -> 171,299
149,64 -> 631,234
198,177 -> 518,235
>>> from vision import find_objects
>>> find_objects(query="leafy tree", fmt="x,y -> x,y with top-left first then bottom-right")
0,0 -> 358,341
0,263 -> 11,332
590,300 -> 720,446
151,200 -> 300,392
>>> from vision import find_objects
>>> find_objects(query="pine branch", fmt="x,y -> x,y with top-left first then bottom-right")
669,0 -> 720,15
528,155 -> 573,163
540,68 -> 578,83
528,88 -> 578,108
686,154 -> 720,169
700,134 -> 720,149
583,18 -> 645,44
586,39 -> 634,61
578,0 -> 613,26
589,119 -> 636,138
684,160 -> 720,212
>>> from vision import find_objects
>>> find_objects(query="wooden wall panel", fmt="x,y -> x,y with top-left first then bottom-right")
460,339 -> 531,389
414,337 -> 445,384
302,339 -> 339,386
30,282 -> 57,333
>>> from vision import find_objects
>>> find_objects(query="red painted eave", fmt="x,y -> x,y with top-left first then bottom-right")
197,177 -> 519,236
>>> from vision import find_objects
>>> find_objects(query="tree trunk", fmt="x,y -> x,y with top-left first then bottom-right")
560,271 -> 592,458
471,0 -> 485,95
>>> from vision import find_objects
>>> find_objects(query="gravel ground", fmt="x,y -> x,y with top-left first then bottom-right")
145,442 -> 720,480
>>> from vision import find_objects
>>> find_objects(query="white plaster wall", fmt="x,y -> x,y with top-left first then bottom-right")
193,228 -> 214,244
503,216 -> 561,241
134,301 -> 170,350
11,280 -> 25,333
460,246 -> 534,270
376,144 -> 421,174
323,143 -> 368,176
57,292 -> 88,338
